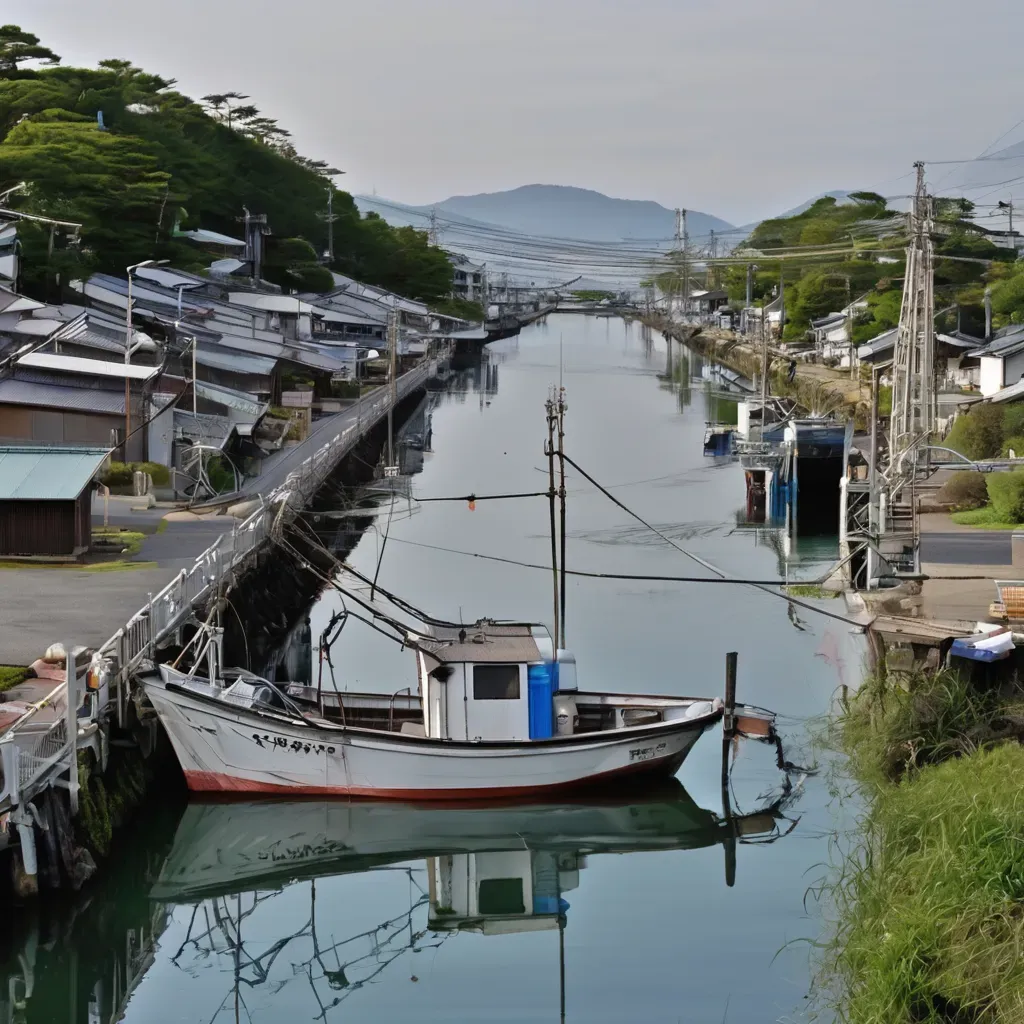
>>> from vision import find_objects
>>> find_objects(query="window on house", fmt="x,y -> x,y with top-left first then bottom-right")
473,664 -> 520,700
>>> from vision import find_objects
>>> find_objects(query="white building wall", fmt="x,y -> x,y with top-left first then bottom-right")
980,356 -> 1005,397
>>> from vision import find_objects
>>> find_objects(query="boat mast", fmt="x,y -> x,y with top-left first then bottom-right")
545,391 -> 560,650
556,386 -> 567,649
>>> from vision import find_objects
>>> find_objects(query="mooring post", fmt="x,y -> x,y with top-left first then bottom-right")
724,650 -> 738,736
721,650 -> 738,888
66,640 -> 79,815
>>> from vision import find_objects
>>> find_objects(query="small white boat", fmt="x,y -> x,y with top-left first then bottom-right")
142,619 -> 774,801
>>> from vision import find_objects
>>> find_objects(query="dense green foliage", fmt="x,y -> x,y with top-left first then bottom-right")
985,468 -> 1024,522
935,470 -> 989,510
690,192 -> 1022,343
944,402 -> 1011,459
827,672 -> 1024,1021
432,296 -> 485,322
0,26 -> 453,302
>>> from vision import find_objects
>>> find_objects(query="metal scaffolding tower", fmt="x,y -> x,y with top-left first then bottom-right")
843,163 -> 934,589
890,162 -> 936,465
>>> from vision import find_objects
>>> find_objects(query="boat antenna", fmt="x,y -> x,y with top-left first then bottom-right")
545,389 -> 560,649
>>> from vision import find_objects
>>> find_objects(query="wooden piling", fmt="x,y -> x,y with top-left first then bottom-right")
721,650 -> 739,887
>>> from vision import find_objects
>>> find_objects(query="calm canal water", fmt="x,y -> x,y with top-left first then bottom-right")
3,315 -> 862,1023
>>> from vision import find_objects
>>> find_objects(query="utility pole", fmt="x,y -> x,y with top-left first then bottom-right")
759,300 -> 769,440
891,162 -> 936,453
846,277 -> 855,380
325,187 -> 335,262
998,199 -> 1015,251
778,265 -> 785,342
428,207 -> 440,247
680,209 -> 689,322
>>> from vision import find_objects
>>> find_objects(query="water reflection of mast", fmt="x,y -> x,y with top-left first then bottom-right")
172,869 -> 438,1021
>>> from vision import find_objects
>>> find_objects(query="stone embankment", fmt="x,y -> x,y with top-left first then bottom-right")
638,314 -> 872,425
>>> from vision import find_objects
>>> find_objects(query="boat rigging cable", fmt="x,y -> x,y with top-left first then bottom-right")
558,452 -> 869,627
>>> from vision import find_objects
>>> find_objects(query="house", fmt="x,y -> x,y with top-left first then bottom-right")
450,255 -> 486,303
0,353 -> 161,461
0,444 -> 108,558
968,324 -> 1024,397
857,328 -> 981,385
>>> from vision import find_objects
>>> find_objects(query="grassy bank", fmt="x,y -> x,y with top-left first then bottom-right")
0,665 -> 30,692
826,670 -> 1024,1021
950,508 -> 1024,529
829,744 -> 1024,1021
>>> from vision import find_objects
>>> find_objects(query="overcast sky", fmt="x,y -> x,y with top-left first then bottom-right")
7,0 -> 1024,225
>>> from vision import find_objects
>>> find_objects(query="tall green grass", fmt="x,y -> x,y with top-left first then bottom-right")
826,745 -> 1024,1022
838,669 -> 1020,788
823,670 -> 1024,1021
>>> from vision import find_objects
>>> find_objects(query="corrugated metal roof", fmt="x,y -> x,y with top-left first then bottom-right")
857,328 -> 898,360
18,351 -> 159,380
989,379 -> 1024,404
193,380 -> 264,417
0,445 -> 109,501
194,346 -> 277,376
0,378 -> 126,414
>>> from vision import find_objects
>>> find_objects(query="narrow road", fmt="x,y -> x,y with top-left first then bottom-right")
920,531 -> 1013,565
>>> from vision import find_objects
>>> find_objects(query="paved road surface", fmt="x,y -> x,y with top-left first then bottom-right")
920,531 -> 1013,565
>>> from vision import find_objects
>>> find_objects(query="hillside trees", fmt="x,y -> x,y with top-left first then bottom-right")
0,26 -> 453,302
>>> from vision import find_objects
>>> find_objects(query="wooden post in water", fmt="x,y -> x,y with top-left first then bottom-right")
721,651 -> 738,888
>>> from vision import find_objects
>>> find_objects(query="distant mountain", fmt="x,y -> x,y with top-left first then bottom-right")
358,185 -> 733,244
425,184 -> 733,242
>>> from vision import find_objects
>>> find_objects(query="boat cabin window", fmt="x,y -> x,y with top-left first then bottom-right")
478,877 -> 525,915
472,664 -> 520,700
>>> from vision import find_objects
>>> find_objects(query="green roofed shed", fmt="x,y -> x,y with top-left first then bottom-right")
0,445 -> 109,557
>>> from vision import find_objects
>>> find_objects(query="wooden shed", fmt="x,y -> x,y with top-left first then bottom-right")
0,445 -> 109,558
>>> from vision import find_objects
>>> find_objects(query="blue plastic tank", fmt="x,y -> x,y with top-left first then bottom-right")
527,662 -> 555,739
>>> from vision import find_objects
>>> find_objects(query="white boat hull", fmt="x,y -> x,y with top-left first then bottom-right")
144,674 -> 715,800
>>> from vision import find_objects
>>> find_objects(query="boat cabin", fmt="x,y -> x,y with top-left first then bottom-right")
414,622 -> 575,742
427,847 -> 576,935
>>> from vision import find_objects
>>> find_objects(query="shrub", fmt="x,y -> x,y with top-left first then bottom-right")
936,470 -> 989,510
100,461 -> 133,487
986,468 -> 1024,522
99,461 -> 170,487
945,402 -> 1005,459
1003,401 -> 1024,438
1002,435 -> 1024,458
133,461 -> 170,486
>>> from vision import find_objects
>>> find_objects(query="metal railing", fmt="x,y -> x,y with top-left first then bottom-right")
0,360 -> 434,812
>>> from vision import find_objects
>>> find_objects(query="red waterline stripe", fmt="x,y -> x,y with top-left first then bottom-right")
183,755 -> 687,801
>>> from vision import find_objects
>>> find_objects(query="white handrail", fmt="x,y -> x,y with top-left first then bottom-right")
1,361 -> 433,809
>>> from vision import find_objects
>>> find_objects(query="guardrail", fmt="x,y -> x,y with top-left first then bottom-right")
0,360 -> 434,813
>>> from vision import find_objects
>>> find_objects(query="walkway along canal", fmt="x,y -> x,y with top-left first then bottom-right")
0,356 -> 436,895
3,314 -> 864,1022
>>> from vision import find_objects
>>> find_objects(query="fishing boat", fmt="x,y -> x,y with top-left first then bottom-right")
141,619 -> 775,800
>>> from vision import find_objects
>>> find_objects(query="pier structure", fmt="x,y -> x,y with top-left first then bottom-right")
0,358 -> 435,889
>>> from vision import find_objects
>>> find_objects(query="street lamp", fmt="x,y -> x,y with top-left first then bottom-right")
174,319 -> 199,417
124,259 -> 169,455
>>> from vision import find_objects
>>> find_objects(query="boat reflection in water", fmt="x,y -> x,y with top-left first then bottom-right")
1,782 -> 798,1022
